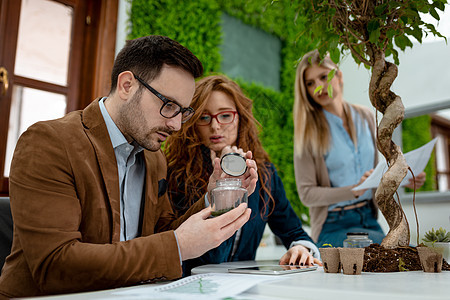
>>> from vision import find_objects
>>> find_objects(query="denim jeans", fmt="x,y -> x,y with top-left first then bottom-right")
317,202 -> 385,248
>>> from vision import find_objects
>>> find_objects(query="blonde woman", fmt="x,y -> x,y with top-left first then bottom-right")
293,50 -> 425,247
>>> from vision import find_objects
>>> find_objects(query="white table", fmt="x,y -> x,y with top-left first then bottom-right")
192,261 -> 450,300
20,261 -> 450,300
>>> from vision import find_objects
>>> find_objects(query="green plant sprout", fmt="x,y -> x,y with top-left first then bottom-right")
398,257 -> 409,272
423,227 -> 450,243
321,243 -> 334,248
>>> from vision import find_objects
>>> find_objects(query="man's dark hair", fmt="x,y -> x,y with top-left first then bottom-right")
110,35 -> 203,94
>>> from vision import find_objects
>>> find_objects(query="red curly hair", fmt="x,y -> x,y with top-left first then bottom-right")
165,74 -> 274,217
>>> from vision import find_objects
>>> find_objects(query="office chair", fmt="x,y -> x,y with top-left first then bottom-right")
0,197 -> 13,271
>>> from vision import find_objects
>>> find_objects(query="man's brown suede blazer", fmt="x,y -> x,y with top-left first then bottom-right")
0,99 -> 204,298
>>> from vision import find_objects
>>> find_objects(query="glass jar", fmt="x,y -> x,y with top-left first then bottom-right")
210,178 -> 248,217
343,232 -> 372,248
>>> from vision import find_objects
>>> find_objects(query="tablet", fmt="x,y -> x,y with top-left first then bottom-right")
228,264 -> 317,275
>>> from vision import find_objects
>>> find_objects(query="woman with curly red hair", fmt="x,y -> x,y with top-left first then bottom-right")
165,75 -> 320,275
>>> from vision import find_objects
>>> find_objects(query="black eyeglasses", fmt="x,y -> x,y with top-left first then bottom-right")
133,73 -> 195,123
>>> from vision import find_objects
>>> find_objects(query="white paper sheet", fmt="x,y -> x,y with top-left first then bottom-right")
352,138 -> 437,191
113,273 -> 280,299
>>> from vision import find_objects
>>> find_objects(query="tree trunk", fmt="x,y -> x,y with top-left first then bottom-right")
368,51 -> 410,249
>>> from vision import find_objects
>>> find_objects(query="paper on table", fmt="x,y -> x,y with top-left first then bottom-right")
113,273 -> 281,299
352,138 -> 437,191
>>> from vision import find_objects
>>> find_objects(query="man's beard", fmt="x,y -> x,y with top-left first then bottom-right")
116,92 -> 173,151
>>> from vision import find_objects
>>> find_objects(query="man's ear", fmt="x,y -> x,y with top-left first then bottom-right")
116,71 -> 136,101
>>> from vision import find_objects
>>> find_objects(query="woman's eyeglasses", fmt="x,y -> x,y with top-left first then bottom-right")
133,73 -> 195,123
197,111 -> 238,126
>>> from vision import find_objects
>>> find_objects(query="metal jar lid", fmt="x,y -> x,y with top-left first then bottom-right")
220,152 -> 247,176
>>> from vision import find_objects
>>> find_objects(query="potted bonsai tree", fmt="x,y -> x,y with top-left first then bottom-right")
291,0 -> 447,250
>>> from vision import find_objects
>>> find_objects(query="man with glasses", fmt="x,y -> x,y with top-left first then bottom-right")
0,35 -> 257,299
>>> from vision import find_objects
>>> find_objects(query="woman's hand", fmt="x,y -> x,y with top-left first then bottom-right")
207,146 -> 258,196
279,245 -> 322,267
352,169 -> 374,198
206,151 -> 258,196
404,171 -> 426,190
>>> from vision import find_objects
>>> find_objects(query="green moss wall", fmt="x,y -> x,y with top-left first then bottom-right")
129,0 -> 311,223
402,115 -> 436,192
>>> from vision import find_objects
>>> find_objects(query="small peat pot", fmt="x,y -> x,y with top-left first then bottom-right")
423,242 -> 450,265
319,248 -> 341,273
338,248 -> 365,275
417,247 -> 443,273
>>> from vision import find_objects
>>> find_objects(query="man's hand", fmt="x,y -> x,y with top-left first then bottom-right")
279,245 -> 322,267
175,203 -> 251,261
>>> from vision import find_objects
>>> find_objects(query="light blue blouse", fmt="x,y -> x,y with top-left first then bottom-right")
324,106 -> 374,210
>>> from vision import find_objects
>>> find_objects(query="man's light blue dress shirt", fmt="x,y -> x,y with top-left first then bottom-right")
99,98 -> 145,241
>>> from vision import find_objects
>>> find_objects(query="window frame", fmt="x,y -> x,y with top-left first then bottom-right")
394,98 -> 450,204
0,0 -> 118,196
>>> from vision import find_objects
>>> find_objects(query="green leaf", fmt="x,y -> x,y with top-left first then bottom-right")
417,4 -> 429,13
394,35 -> 406,50
403,8 -> 420,21
393,51 -> 400,65
435,1 -> 445,11
375,3 -> 388,16
388,1 -> 401,10
317,47 -> 328,58
429,7 -> 440,20
314,85 -> 323,95
400,15 -> 409,25
425,23 -> 438,32
329,39 -> 338,51
404,35 -> 413,48
369,28 -> 381,43
329,47 -> 340,64
391,47 -> 399,58
327,84 -> 333,98
327,69 -> 336,82
398,258 -> 409,272
386,29 -> 396,40
408,28 -> 423,43
367,20 -> 380,32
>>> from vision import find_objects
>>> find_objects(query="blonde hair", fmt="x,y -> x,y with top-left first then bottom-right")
293,49 -> 355,157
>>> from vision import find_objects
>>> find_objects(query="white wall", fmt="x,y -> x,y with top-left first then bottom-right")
340,5 -> 450,112
340,40 -> 450,111
377,201 -> 450,245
